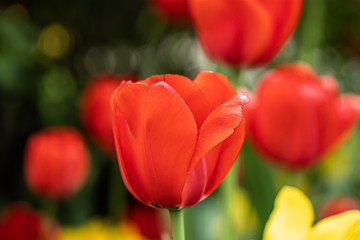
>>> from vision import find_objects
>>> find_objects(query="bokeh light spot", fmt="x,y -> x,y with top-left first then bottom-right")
38,23 -> 71,58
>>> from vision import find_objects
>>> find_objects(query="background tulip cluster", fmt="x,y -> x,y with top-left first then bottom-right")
2,0 -> 360,239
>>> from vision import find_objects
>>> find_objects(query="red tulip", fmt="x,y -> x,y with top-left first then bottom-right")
246,63 -> 360,169
112,71 -> 247,208
24,126 -> 90,200
149,0 -> 190,24
80,74 -> 138,156
319,196 -> 360,219
189,0 -> 303,66
0,203 -> 59,240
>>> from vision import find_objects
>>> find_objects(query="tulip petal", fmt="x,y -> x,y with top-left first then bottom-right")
112,83 -> 153,205
336,94 -> 360,132
194,71 -> 236,110
144,82 -> 198,207
113,110 -> 150,205
309,210 -> 360,240
192,94 -> 246,162
320,75 -> 339,97
112,81 -> 198,208
180,156 -> 207,207
144,74 -> 211,126
203,117 -> 246,196
324,94 -> 360,154
190,94 -> 246,195
254,0 -> 303,64
263,186 -> 314,240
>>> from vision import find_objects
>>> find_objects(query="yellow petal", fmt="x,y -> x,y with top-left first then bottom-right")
309,210 -> 360,240
263,186 -> 314,240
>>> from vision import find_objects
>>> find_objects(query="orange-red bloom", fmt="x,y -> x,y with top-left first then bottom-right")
112,71 -> 247,208
80,74 -> 138,156
246,63 -> 360,169
189,0 -> 303,66
0,203 -> 59,240
24,126 -> 90,200
149,0 -> 190,24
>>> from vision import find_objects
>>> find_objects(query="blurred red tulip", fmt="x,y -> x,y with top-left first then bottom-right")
246,63 -> 360,169
112,71 -> 247,208
149,0 -> 190,24
319,196 -> 360,219
24,127 -> 90,200
80,74 -> 138,156
189,0 -> 303,66
0,203 -> 59,240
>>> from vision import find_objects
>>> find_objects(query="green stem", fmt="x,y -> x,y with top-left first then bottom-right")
231,68 -> 244,88
214,65 -> 244,88
220,68 -> 243,240
222,159 -> 238,240
283,170 -> 305,188
170,208 -> 185,240
41,198 -> 57,218
298,0 -> 326,67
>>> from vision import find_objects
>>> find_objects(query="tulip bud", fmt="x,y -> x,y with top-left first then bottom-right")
189,0 -> 303,66
24,126 -> 90,200
246,63 -> 360,169
80,74 -> 138,156
319,196 -> 360,219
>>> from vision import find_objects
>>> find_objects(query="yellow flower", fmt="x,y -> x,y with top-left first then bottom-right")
263,186 -> 360,240
60,219 -> 147,240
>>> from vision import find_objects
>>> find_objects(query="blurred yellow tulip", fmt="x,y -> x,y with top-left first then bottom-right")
263,186 -> 360,240
60,219 -> 147,240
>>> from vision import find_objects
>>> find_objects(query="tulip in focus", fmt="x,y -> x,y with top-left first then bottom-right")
318,196 -> 360,220
24,126 -> 90,200
112,71 -> 247,208
247,63 -> 360,169
149,0 -> 190,24
189,0 -> 303,66
263,186 -> 360,240
80,74 -> 138,156
0,203 -> 59,240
